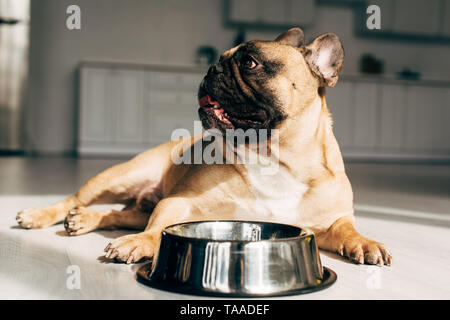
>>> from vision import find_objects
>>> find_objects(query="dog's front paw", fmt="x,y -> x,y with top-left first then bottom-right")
64,207 -> 104,236
16,208 -> 55,229
338,237 -> 392,266
104,233 -> 157,264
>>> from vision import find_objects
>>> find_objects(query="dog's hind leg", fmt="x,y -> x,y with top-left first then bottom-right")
16,139 -> 183,229
16,154 -> 163,229
64,202 -> 151,236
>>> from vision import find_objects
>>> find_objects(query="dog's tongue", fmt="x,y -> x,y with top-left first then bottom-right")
199,94 -> 220,108
199,94 -> 231,124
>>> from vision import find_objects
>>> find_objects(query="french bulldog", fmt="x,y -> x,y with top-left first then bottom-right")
16,28 -> 392,266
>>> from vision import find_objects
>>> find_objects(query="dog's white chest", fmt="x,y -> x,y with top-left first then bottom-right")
244,163 -> 308,223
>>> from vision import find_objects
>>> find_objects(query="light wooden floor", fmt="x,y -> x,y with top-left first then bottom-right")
0,156 -> 449,299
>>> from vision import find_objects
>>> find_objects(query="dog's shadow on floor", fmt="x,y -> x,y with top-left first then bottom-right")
320,250 -> 358,265
96,254 -> 152,269
54,228 -> 139,264
55,228 -> 133,239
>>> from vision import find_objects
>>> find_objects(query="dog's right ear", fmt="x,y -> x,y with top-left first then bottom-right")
302,33 -> 344,87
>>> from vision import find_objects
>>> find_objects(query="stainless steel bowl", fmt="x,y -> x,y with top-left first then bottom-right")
137,221 -> 336,297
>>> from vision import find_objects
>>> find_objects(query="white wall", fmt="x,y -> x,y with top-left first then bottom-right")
25,0 -> 450,154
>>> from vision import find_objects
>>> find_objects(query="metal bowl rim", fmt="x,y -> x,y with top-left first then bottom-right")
137,263 -> 337,298
162,220 -> 314,243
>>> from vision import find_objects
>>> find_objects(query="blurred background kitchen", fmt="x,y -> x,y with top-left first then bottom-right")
1,0 -> 449,221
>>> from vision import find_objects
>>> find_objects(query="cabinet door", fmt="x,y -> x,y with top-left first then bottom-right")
150,72 -> 202,91
113,70 -> 144,143
230,0 -> 315,26
146,72 -> 202,144
405,86 -> 449,150
149,88 -> 199,107
326,82 -> 354,149
289,0 -> 315,26
380,84 -> 407,149
353,83 -> 379,148
366,0 -> 395,31
79,68 -> 113,142
148,109 -> 198,144
392,0 -> 441,35
442,0 -> 450,37
261,0 -> 286,24
146,93 -> 198,144
229,0 -> 260,23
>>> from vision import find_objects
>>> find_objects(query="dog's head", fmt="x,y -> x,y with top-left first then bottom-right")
198,28 -> 344,132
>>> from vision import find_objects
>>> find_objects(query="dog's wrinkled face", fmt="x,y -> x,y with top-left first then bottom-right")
198,40 -> 286,132
198,28 -> 344,133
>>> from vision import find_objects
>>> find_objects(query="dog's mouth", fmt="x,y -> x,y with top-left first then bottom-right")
198,93 -> 267,130
199,94 -> 232,126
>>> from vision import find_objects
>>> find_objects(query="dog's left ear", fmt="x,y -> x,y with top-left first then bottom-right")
275,28 -> 305,47
302,33 -> 344,87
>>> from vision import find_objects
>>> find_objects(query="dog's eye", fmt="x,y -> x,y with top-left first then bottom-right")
241,55 -> 258,70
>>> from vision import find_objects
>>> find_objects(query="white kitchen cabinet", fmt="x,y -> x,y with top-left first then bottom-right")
150,72 -> 201,91
229,0 -> 260,23
80,68 -> 145,145
326,77 -> 449,159
149,90 -> 198,107
327,82 -> 381,152
392,0 -> 441,36
79,68 -> 113,143
79,64 -> 203,156
146,71 -> 201,143
326,82 -> 355,149
353,83 -> 379,148
148,108 -> 198,144
366,0 -> 395,31
146,91 -> 199,143
379,83 -> 450,154
261,0 -> 285,24
112,70 -> 144,143
447,89 -> 450,149
379,84 -> 407,149
228,0 -> 315,26
288,0 -> 316,26
405,86 -> 449,150
327,82 -> 380,151
442,0 -> 450,37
